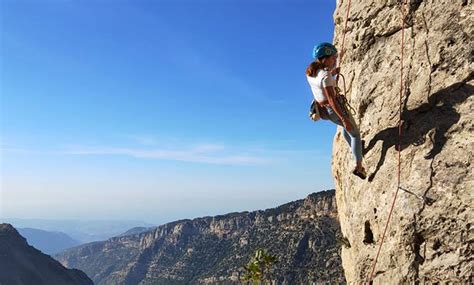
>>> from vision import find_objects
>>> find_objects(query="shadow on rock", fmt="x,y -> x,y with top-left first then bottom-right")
364,72 -> 473,182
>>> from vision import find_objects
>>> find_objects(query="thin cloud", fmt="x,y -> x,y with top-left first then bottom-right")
60,145 -> 267,165
2,141 -> 325,166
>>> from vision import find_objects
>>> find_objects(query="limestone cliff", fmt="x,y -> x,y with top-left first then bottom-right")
331,0 -> 473,283
56,190 -> 344,285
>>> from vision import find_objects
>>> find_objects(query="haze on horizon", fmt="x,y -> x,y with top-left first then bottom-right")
1,0 -> 337,224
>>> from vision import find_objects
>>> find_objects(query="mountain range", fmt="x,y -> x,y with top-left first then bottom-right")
56,190 -> 345,285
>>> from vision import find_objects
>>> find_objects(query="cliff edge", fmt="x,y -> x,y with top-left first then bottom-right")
0,224 -> 93,285
331,0 -> 473,283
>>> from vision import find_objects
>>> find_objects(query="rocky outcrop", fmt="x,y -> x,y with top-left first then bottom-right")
0,224 -> 93,285
331,0 -> 473,283
56,190 -> 345,284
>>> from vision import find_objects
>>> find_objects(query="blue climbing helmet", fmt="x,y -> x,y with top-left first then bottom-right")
312,42 -> 338,59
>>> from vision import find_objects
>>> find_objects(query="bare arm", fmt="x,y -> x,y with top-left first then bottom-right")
324,86 -> 344,120
324,86 -> 351,131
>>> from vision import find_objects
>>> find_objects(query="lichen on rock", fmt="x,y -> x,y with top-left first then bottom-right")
331,0 -> 473,283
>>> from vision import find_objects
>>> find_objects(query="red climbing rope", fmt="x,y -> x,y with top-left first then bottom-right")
339,0 -> 352,65
336,0 -> 352,84
367,1 -> 407,283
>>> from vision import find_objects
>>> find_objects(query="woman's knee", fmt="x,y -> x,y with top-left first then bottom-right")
347,122 -> 360,137
350,127 -> 360,137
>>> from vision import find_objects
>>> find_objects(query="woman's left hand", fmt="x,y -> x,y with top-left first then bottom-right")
331,67 -> 340,76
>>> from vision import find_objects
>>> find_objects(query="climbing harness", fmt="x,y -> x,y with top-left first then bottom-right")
308,72 -> 352,122
309,99 -> 329,121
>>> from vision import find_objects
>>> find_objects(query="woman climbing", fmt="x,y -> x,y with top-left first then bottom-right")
306,42 -> 367,179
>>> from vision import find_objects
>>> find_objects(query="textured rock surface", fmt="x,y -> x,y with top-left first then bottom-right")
56,190 -> 344,285
331,0 -> 473,283
0,224 -> 93,285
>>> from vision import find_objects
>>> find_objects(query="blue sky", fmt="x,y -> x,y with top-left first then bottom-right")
1,0 -> 338,225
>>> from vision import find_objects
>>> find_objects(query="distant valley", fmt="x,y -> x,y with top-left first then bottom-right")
3,218 -> 154,243
17,228 -> 81,255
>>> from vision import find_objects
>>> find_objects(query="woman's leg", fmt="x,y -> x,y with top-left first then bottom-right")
341,129 -> 352,149
345,119 -> 363,164
326,107 -> 363,164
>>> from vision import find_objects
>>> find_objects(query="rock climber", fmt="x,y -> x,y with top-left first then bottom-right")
306,42 -> 367,179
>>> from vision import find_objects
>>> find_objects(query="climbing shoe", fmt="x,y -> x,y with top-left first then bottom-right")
352,167 -> 367,180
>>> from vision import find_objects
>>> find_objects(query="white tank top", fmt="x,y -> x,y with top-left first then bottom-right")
306,69 -> 336,103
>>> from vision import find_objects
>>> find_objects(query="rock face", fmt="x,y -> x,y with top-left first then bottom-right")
56,190 -> 344,284
0,224 -> 93,285
331,0 -> 473,283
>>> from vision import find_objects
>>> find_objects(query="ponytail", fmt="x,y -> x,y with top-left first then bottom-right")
306,59 -> 324,77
